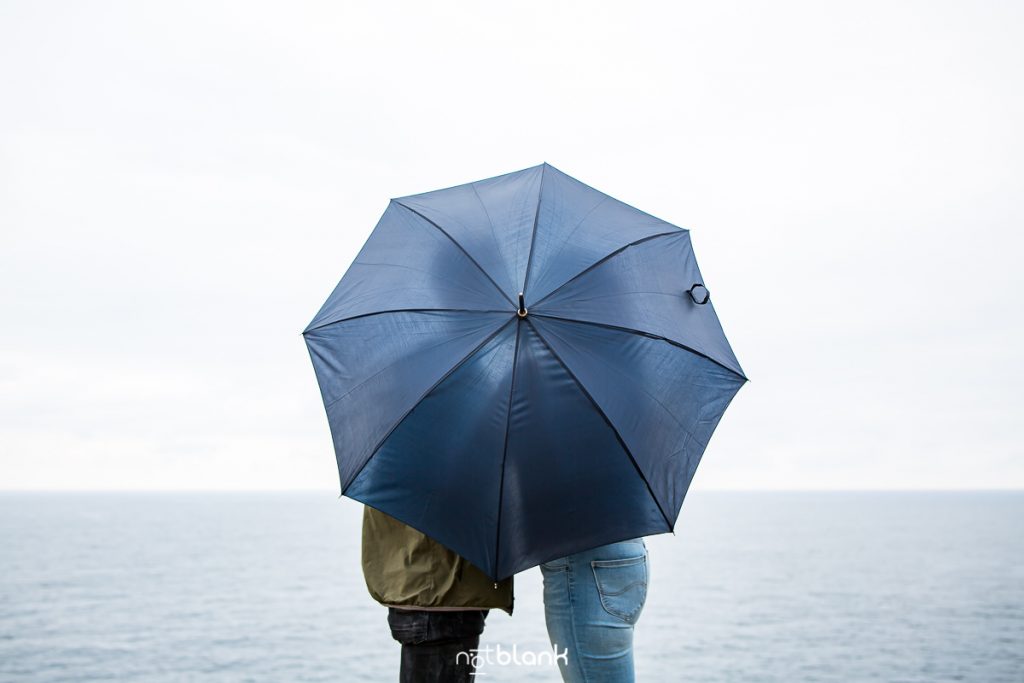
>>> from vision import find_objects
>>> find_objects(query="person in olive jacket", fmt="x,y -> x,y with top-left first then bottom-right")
361,505 -> 514,682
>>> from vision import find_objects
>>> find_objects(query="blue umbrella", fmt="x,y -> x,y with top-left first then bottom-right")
303,163 -> 746,581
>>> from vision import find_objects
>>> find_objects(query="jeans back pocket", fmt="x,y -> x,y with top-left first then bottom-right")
590,552 -> 648,624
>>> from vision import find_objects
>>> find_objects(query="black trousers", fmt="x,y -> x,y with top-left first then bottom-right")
386,607 -> 489,683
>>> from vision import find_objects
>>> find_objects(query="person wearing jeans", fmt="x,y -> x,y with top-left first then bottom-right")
540,538 -> 649,682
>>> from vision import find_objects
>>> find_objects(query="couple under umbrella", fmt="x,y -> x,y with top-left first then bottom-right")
303,163 -> 746,682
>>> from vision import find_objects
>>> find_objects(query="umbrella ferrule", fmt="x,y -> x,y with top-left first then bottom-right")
517,292 -> 528,318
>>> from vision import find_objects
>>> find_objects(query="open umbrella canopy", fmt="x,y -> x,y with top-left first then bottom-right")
303,163 -> 746,581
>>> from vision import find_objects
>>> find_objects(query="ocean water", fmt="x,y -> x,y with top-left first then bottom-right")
1,492 -> 1021,682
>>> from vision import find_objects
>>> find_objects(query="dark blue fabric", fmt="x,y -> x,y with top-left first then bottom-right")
530,316 -> 745,525
306,201 -> 511,331
304,163 -> 746,581
534,229 -> 744,377
395,165 -> 543,297
526,165 -> 682,305
304,311 -> 510,490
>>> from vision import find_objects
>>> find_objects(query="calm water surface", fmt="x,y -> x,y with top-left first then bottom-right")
1,492 -> 1021,682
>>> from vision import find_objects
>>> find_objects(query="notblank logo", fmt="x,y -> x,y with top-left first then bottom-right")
457,643 -> 569,676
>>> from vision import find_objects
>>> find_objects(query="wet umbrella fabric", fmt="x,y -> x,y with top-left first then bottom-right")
303,163 -> 746,581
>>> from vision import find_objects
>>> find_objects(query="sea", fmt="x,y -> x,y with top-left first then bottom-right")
1,492 -> 1021,682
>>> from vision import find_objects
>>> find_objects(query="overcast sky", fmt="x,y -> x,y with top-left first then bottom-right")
1,1 -> 1021,490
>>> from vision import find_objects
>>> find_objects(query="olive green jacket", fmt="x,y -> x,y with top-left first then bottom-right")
361,506 -> 514,615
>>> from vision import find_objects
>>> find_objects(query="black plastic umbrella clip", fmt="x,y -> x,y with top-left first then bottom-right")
688,283 -> 710,305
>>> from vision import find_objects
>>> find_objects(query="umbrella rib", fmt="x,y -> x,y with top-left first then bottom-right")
531,313 -> 748,381
520,163 -> 546,299
303,308 -> 510,334
393,201 -> 515,307
492,319 -> 523,579
340,316 -> 517,495
525,319 -> 675,533
529,230 -> 683,309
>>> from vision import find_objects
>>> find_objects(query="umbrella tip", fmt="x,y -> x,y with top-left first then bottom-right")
517,292 -> 527,318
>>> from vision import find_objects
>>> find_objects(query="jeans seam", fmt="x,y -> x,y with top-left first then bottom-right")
565,555 -> 590,683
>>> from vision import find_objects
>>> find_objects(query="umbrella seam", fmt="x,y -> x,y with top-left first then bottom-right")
340,316 -> 517,494
303,308 -> 510,334
525,319 -> 675,534
308,284 -> 502,330
320,317 -> 511,413
492,319 -> 523,579
523,195 -> 608,296
393,200 -> 515,307
530,230 -> 684,309
534,318 -> 713,450
520,163 -> 546,300
531,313 -> 748,382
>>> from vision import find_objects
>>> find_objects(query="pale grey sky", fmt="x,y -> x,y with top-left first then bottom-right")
1,1 -> 1022,490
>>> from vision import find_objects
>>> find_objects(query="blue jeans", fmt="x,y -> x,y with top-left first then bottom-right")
540,538 -> 649,682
